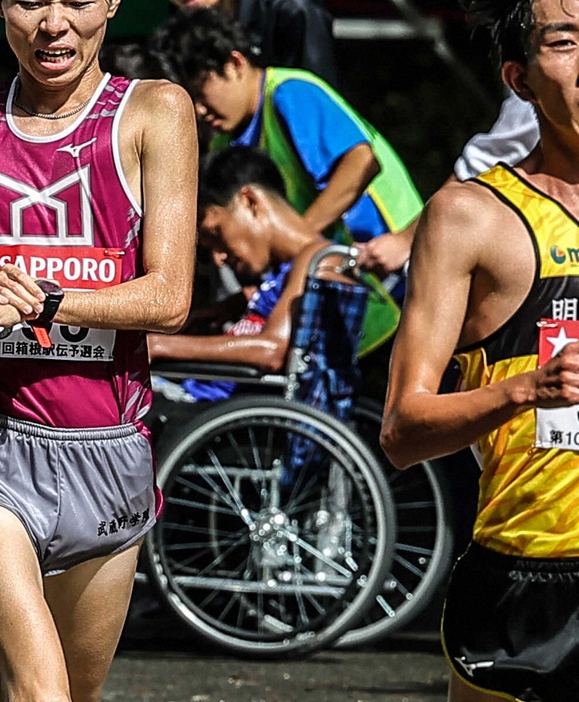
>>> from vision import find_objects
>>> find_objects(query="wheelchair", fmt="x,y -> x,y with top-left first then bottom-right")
142,245 -> 454,658
335,397 -> 454,648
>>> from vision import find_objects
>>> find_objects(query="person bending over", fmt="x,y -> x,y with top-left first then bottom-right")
167,0 -> 339,89
149,146 -> 392,403
153,7 -> 422,300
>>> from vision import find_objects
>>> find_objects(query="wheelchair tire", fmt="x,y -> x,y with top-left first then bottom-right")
336,397 -> 455,648
143,395 -> 396,659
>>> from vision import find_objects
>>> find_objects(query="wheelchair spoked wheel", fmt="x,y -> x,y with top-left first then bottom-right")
143,395 -> 396,659
335,397 -> 455,648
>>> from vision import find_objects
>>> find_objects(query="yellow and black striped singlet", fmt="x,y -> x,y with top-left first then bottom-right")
455,164 -> 579,557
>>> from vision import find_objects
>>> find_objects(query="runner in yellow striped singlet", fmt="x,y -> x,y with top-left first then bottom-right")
380,0 -> 579,699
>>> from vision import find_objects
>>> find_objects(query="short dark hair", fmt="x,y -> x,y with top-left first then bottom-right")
460,0 -> 534,67
151,7 -> 257,87
99,42 -> 166,80
198,147 -> 287,217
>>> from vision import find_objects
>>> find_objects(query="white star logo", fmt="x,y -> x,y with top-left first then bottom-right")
546,326 -> 579,357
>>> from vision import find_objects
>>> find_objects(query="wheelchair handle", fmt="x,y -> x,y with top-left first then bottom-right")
306,244 -> 360,279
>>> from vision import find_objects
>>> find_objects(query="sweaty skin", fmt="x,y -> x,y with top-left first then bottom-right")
148,183 -> 353,372
380,1 -> 579,699
0,2 -> 198,702
0,0 -> 198,333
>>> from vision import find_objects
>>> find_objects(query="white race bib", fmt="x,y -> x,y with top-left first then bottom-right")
535,318 -> 579,450
0,324 -> 115,362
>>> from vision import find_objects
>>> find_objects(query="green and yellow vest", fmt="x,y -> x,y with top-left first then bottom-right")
213,67 -> 424,355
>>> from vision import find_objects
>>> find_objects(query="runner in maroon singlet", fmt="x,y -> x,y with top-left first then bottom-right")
0,1 -> 198,701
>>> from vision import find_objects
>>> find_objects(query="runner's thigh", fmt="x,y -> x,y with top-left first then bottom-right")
44,540 -> 142,702
0,508 -> 70,701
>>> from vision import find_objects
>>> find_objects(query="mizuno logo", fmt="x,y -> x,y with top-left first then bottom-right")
454,656 -> 495,677
57,137 -> 97,159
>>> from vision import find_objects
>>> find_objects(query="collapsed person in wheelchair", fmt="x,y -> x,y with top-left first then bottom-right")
148,145 -> 394,408
145,146 -> 459,657
144,144 -> 405,659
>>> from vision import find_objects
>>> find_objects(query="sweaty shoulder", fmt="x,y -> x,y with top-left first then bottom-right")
115,80 -> 197,207
124,79 -> 195,126
410,177 -> 534,349
293,239 -> 355,285
291,238 -> 328,277
418,178 -> 508,258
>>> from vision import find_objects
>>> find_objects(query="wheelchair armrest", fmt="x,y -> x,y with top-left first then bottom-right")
150,360 -> 266,382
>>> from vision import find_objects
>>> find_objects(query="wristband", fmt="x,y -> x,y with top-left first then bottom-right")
28,280 -> 64,349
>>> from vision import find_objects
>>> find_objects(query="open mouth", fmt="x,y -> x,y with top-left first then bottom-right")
35,48 -> 75,63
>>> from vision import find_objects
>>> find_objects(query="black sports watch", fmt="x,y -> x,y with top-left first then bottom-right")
28,279 -> 64,349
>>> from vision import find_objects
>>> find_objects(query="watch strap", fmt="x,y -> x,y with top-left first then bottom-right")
29,295 -> 62,327
27,280 -> 64,349
30,326 -> 52,349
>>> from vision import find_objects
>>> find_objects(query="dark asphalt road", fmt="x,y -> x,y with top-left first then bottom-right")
103,640 -> 448,702
102,585 -> 449,702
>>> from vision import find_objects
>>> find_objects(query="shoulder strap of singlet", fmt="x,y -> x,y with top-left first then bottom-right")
474,163 -> 579,281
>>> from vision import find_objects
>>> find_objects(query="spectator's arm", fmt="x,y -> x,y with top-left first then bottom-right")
356,217 -> 419,277
302,143 -> 379,234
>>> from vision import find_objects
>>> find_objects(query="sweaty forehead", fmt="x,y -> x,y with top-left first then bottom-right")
533,0 -> 579,23
198,207 -> 226,244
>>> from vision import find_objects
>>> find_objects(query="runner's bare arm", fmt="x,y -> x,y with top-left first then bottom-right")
0,81 -> 198,333
0,267 -> 45,323
149,240 -> 331,371
380,182 -> 579,469
302,143 -> 379,234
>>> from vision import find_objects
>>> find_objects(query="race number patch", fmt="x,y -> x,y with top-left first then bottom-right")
0,245 -> 123,362
0,324 -> 115,361
536,318 -> 579,450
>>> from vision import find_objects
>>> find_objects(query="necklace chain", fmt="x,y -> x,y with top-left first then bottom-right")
12,80 -> 90,120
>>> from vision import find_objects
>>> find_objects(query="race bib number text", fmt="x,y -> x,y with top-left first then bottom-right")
0,325 -> 115,362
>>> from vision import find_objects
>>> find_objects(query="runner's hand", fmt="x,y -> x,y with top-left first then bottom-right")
0,264 -> 46,321
531,340 -> 579,407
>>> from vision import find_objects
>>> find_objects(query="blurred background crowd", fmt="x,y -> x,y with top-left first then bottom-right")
0,0 -> 504,201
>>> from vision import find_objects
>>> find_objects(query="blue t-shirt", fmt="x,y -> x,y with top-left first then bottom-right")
231,79 -> 387,242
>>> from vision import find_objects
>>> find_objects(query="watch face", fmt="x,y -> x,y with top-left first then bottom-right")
36,279 -> 63,297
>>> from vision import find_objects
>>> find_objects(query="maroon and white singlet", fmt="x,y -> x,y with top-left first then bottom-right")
0,74 -> 151,428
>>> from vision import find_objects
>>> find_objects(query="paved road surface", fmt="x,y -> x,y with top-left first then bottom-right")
102,586 -> 449,702
104,642 -> 448,702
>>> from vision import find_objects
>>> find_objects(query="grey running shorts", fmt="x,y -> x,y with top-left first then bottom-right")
0,415 -> 156,576
442,541 -> 579,702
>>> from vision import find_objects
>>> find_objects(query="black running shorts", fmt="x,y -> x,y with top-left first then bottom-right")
442,541 -> 579,702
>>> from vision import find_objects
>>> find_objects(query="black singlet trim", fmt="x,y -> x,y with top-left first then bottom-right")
500,162 -> 579,227
455,165 -> 541,356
